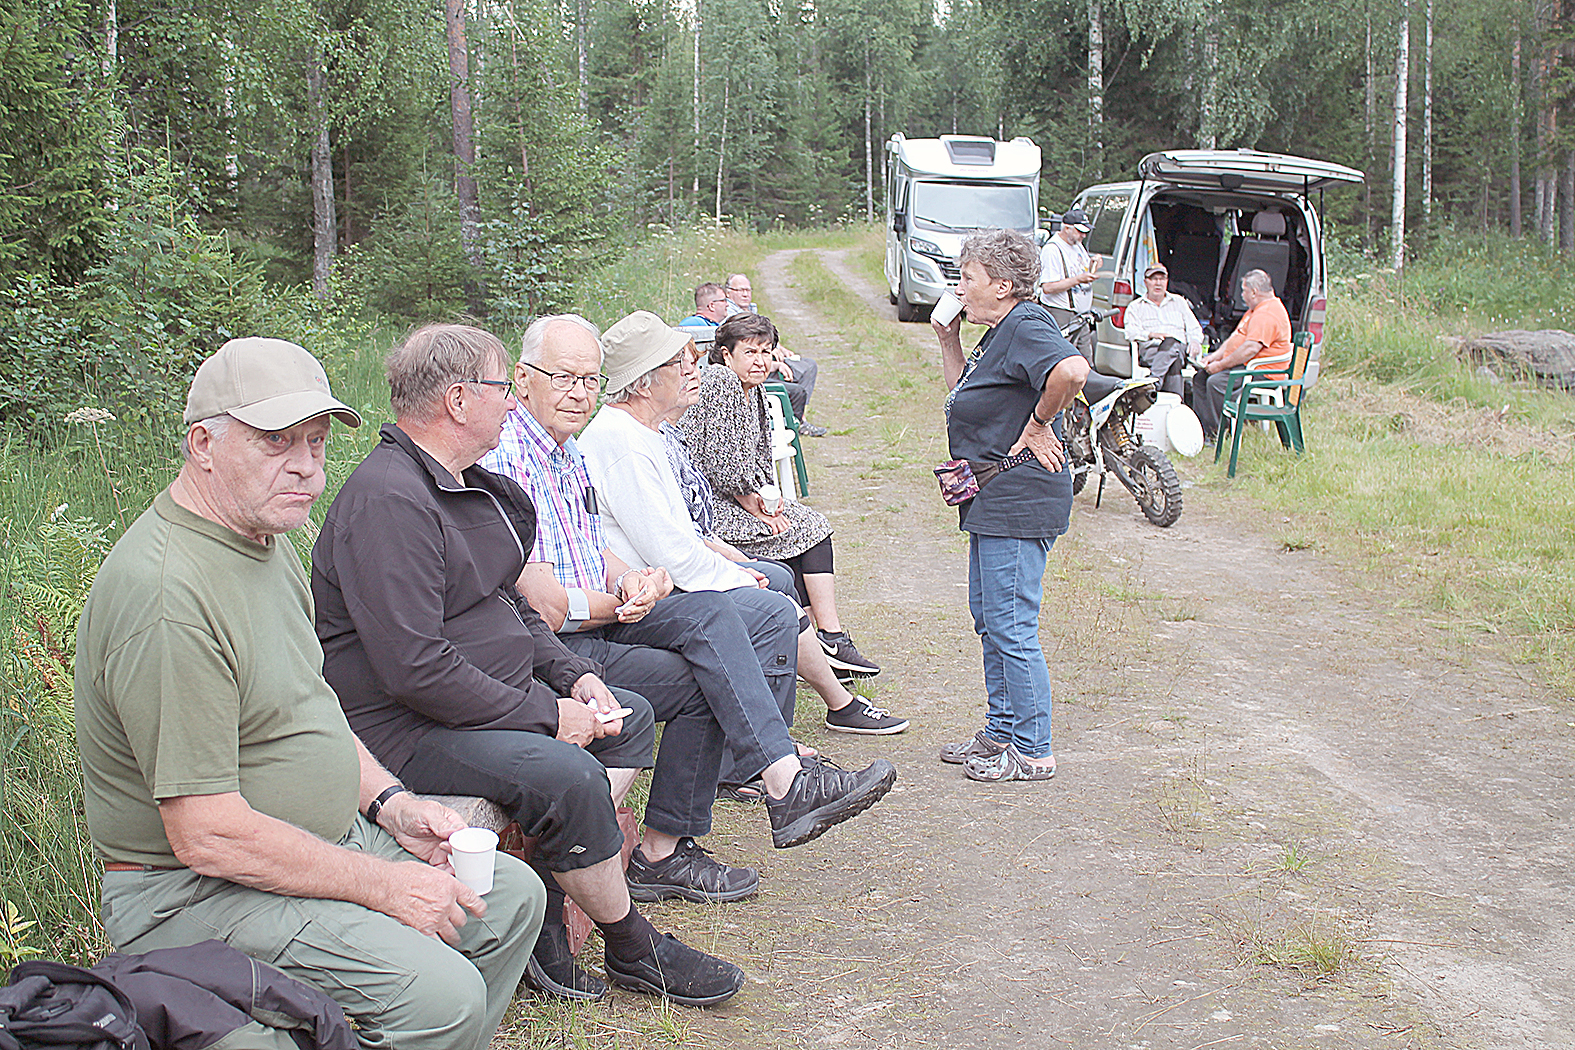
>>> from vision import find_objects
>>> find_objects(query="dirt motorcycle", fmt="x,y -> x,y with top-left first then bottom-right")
1060,308 -> 1183,527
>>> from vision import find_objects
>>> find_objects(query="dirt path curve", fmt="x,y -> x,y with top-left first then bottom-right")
676,247 -> 1574,1050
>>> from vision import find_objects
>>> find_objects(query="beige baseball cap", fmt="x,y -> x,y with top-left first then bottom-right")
602,311 -> 694,395
183,338 -> 362,430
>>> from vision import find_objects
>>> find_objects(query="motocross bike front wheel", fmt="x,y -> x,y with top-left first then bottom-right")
1127,444 -> 1183,527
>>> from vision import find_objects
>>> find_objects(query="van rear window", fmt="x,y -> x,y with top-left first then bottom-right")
1087,191 -> 1130,256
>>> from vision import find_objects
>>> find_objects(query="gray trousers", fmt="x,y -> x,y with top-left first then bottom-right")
102,817 -> 542,1050
778,354 -> 819,420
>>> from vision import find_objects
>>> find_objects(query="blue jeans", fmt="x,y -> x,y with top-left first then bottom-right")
967,533 -> 1056,760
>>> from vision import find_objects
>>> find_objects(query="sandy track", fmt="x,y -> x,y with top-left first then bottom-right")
663,246 -> 1574,1050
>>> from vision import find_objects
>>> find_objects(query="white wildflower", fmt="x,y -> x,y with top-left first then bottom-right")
64,407 -> 116,425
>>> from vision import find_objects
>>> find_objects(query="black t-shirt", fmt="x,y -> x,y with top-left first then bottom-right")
945,300 -> 1080,539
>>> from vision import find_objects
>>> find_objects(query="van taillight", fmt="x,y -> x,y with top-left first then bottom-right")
1113,279 -> 1133,327
1307,297 -> 1326,344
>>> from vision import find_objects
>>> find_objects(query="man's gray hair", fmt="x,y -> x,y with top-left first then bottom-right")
385,323 -> 509,422
726,273 -> 749,290
603,369 -> 661,405
958,229 -> 1041,301
520,314 -> 602,367
180,413 -> 234,462
1241,269 -> 1274,294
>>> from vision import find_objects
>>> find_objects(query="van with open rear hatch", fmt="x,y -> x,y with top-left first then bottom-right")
1068,149 -> 1363,388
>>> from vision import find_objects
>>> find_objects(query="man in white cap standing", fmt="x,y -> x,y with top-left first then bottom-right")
74,337 -> 543,1050
1039,206 -> 1100,356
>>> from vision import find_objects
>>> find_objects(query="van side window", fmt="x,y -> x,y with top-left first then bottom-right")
1087,191 -> 1130,257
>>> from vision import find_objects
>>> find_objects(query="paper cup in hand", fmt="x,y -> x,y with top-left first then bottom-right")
931,290 -> 964,326
449,827 -> 498,895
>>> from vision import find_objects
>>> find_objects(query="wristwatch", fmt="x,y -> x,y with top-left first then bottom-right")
365,784 -> 407,824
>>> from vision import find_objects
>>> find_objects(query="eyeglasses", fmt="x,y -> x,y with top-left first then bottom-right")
462,378 -> 514,393
658,351 -> 698,373
520,360 -> 607,392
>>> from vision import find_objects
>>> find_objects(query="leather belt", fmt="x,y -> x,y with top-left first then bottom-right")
104,862 -> 182,872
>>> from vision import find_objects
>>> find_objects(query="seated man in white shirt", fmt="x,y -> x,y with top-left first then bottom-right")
1120,262 -> 1201,394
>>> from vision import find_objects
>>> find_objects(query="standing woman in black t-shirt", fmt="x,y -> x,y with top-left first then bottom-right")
931,229 -> 1090,783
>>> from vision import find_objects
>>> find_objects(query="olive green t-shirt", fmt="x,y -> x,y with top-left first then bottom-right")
74,490 -> 360,866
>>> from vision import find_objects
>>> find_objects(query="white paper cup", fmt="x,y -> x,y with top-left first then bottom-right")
758,483 -> 783,516
931,290 -> 964,326
448,826 -> 498,895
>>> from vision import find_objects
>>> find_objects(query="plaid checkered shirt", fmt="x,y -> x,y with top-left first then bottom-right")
480,405 -> 608,593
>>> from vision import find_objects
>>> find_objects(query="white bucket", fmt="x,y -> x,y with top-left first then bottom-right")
1136,393 -> 1205,458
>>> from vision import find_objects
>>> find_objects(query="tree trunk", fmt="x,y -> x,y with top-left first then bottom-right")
1391,0 -> 1409,272
1198,8 -> 1219,148
699,0 -> 705,203
446,0 -> 483,273
1563,149 -> 1575,253
307,54 -> 336,300
864,47 -> 873,224
576,0 -> 588,115
715,77 -> 727,221
1088,0 -> 1103,170
1364,3 -> 1375,250
341,137 -> 352,246
1421,0 -> 1432,227
1534,0 -> 1556,243
102,0 -> 116,78
1512,30 -> 1524,237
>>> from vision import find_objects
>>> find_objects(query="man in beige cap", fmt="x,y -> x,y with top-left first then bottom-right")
74,337 -> 543,1050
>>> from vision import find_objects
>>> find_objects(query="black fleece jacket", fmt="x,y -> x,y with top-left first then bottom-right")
312,424 -> 600,773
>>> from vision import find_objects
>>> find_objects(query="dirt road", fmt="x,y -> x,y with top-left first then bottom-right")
646,246 -> 1575,1050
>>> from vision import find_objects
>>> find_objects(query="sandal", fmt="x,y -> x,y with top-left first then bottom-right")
940,729 -> 1007,765
716,778 -> 766,803
963,742 -> 1056,783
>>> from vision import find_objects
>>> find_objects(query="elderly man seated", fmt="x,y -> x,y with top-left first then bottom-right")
1120,261 -> 1201,394
1189,268 -> 1293,439
578,310 -> 907,743
75,337 -> 541,1050
312,323 -> 744,1007
480,314 -> 898,854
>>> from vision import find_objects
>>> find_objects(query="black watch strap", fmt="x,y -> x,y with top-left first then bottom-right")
365,784 -> 407,824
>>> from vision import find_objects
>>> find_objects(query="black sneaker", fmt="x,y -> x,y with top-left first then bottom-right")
824,697 -> 909,735
817,629 -> 881,677
799,421 -> 830,437
765,756 -> 897,848
604,933 -> 745,1006
524,919 -> 607,1001
626,837 -> 760,903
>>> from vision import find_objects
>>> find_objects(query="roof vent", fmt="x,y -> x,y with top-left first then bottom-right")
944,138 -> 996,166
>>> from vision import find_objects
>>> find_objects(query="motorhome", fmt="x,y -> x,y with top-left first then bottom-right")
1069,149 -> 1364,388
884,134 -> 1041,322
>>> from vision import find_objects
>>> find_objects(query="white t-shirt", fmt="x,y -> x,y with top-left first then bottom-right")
1039,235 -> 1093,311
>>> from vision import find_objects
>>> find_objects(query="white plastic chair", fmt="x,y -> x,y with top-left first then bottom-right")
762,394 -> 801,500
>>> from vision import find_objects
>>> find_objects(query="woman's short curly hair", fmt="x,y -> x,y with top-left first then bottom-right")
959,228 -> 1041,301
711,312 -> 779,364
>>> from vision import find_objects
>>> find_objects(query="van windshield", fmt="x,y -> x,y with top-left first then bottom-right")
911,182 -> 1035,232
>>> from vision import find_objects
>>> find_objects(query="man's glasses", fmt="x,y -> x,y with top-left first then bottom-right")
463,378 -> 513,393
520,360 -> 607,392
658,352 -> 698,373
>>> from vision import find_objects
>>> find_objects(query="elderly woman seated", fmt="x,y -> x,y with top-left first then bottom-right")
578,312 -> 908,763
669,312 -> 889,674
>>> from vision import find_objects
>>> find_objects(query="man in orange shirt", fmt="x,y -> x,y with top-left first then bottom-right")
1190,268 -> 1292,439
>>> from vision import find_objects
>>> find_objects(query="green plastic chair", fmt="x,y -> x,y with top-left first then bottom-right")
1214,330 -> 1313,478
761,380 -> 810,496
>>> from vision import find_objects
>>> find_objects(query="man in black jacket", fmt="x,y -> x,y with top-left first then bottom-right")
312,324 -> 744,1008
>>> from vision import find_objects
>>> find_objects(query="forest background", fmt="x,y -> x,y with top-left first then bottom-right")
3,0 -> 1570,443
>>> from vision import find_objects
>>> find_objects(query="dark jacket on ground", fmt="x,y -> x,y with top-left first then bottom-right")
312,423 -> 600,772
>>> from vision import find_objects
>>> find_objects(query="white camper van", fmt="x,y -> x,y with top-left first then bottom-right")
884,134 -> 1041,322
1070,149 -> 1364,389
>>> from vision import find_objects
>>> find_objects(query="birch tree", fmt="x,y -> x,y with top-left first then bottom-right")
1392,0 -> 1409,271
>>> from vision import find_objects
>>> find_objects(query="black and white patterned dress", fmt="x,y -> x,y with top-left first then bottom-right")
674,364 -> 832,561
